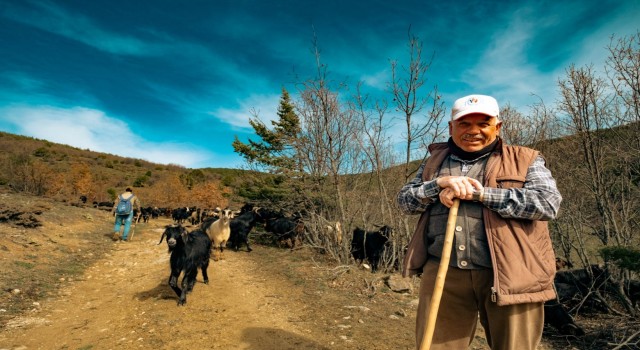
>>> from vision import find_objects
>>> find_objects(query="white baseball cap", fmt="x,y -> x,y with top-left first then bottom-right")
451,94 -> 500,121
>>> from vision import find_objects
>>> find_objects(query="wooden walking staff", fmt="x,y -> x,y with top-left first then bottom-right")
128,214 -> 140,241
419,198 -> 460,350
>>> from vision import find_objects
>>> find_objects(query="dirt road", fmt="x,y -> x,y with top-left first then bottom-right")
1,217 -> 345,349
0,202 -> 430,350
0,192 -> 626,350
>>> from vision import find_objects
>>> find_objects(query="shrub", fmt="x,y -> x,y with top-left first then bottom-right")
133,175 -> 148,187
33,147 -> 49,158
600,246 -> 640,272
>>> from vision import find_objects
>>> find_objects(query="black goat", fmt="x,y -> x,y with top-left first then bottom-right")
172,207 -> 190,224
265,215 -> 305,249
140,207 -> 152,223
543,298 -> 585,336
93,201 -> 114,211
158,225 -> 211,306
228,207 -> 264,252
189,208 -> 201,225
350,225 -> 392,272
554,264 -> 612,313
627,280 -> 640,308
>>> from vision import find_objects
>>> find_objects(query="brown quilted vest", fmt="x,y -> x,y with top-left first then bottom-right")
401,140 -> 557,305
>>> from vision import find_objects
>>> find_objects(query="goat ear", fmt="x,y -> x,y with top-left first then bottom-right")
158,231 -> 166,245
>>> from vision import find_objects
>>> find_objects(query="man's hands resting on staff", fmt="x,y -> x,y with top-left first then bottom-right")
436,176 -> 484,208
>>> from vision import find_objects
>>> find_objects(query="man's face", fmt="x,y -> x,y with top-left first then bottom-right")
449,113 -> 502,152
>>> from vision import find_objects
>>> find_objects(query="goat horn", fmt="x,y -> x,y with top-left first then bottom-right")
158,231 -> 166,245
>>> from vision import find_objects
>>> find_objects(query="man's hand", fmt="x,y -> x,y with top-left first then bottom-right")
436,176 -> 483,208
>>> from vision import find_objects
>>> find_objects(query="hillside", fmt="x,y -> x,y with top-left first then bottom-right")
0,131 -> 260,208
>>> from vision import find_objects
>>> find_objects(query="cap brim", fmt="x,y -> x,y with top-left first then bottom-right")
452,108 -> 498,121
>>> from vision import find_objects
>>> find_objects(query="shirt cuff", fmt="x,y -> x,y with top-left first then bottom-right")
420,180 -> 441,199
481,187 -> 499,207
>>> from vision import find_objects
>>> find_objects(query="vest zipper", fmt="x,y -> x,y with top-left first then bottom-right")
491,287 -> 497,303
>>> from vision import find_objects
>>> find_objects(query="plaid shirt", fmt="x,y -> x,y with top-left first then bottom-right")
396,154 -> 562,220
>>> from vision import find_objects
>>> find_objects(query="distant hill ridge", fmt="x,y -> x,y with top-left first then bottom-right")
0,131 -> 255,208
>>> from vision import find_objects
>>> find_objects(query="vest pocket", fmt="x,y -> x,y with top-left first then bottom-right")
496,175 -> 526,189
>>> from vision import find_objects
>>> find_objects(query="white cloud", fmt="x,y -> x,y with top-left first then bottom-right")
2,1 -> 264,85
456,7 -> 562,112
211,94 -> 281,130
361,69 -> 390,90
2,71 -> 45,91
562,4 -> 640,74
457,2 -> 639,112
0,105 -> 214,168
2,1 -> 164,56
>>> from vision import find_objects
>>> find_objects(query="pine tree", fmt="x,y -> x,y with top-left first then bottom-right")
232,87 -> 302,175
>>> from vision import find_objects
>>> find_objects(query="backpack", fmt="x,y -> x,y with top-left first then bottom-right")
115,194 -> 133,215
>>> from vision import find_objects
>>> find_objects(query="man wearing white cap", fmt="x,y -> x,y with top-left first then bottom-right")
397,94 -> 562,349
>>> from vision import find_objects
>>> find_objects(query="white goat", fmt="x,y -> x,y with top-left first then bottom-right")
203,208 -> 235,261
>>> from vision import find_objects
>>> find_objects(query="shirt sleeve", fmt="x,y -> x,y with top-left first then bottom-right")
482,155 -> 562,220
396,161 -> 441,215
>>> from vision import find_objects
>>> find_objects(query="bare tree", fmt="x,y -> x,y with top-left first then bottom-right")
499,97 -> 557,149
347,84 -> 415,271
606,31 -> 640,126
387,29 -> 448,273
558,64 -> 617,245
291,35 -> 365,264
350,83 -> 396,223
390,29 -> 446,182
556,64 -> 638,314
499,103 -> 531,146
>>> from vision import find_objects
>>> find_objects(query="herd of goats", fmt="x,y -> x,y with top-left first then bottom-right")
93,201 -> 639,340
91,202 -> 389,306
146,204 -> 393,306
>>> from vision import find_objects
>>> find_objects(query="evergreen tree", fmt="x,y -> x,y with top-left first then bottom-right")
231,87 -> 307,210
232,87 -> 302,175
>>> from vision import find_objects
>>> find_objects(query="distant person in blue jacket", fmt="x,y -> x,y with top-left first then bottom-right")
111,187 -> 141,241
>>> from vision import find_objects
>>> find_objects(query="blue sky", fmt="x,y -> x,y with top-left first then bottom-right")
1,0 -> 638,169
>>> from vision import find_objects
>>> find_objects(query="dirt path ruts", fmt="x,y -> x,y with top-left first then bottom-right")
0,218 -> 329,350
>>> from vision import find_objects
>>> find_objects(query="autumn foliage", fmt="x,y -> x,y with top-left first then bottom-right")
0,132 -> 235,210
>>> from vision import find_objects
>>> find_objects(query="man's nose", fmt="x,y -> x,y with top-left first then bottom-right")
466,124 -> 482,133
